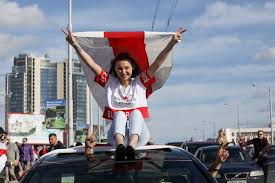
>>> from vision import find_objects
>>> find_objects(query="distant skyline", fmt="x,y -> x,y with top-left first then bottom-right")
1,0 -> 275,143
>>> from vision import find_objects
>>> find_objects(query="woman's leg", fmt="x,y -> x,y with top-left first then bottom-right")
107,111 -> 127,146
128,110 -> 150,148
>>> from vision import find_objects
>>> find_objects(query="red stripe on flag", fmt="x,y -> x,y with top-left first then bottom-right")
104,32 -> 153,97
104,32 -> 144,39
0,149 -> 7,156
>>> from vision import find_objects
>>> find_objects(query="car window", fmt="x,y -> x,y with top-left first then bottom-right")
188,145 -> 202,154
202,150 -> 217,163
201,148 -> 250,164
187,143 -> 217,154
227,148 -> 250,162
26,150 -> 210,183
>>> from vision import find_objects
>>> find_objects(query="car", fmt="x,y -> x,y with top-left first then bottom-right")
21,145 -> 218,183
195,145 -> 264,183
263,145 -> 275,182
181,141 -> 219,154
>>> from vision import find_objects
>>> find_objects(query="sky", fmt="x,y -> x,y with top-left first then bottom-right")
1,0 -> 275,143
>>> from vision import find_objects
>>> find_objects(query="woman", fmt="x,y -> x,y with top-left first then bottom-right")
63,27 -> 186,160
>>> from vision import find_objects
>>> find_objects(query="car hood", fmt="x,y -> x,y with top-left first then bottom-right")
206,161 -> 261,173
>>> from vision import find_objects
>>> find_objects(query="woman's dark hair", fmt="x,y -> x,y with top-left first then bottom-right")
109,52 -> 141,78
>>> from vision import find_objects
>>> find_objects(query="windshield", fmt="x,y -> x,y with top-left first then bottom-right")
202,148 -> 250,164
26,150 -> 210,183
187,143 -> 217,154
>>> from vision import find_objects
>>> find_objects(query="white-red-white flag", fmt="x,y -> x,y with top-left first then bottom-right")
74,31 -> 175,113
0,142 -> 7,172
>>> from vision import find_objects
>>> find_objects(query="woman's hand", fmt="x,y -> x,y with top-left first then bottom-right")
172,27 -> 187,43
85,125 -> 98,155
85,134 -> 97,149
217,147 -> 229,163
61,27 -> 78,47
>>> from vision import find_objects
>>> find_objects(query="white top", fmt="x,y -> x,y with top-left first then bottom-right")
95,70 -> 155,119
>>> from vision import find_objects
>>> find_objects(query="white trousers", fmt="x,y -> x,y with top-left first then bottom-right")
107,110 -> 150,147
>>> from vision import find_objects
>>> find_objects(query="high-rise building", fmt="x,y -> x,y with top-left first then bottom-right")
72,61 -> 91,130
5,53 -> 91,132
6,54 -> 43,114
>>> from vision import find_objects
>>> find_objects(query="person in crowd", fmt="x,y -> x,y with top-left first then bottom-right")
63,27 -> 186,161
48,133 -> 65,152
239,130 -> 269,161
32,145 -> 39,162
216,128 -> 229,148
19,138 -> 33,171
6,134 -> 22,181
38,145 -> 48,157
0,128 -> 20,183
238,130 -> 270,182
208,146 -> 229,177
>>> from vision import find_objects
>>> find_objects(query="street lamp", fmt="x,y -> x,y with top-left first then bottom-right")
224,101 -> 241,136
252,83 -> 273,144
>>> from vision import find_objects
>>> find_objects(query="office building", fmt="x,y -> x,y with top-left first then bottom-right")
5,53 -> 91,132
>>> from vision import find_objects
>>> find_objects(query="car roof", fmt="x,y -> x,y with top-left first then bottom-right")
42,145 -> 191,160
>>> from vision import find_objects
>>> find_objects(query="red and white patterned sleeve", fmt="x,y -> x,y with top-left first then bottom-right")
94,69 -> 109,87
139,71 -> 156,88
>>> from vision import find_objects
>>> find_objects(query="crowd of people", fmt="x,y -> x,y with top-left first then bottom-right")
0,128 -> 66,182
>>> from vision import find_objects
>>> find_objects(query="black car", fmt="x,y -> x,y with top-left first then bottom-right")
264,145 -> 275,182
181,141 -> 219,154
195,145 -> 264,183
21,145 -> 218,183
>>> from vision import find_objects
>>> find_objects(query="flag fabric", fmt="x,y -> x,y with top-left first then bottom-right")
0,142 -> 7,172
74,31 -> 175,117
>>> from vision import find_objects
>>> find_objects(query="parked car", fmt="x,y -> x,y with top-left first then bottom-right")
21,145 -> 218,183
181,141 -> 219,154
195,145 -> 264,183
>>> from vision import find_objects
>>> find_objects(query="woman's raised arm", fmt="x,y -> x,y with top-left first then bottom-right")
62,28 -> 102,75
147,27 -> 186,77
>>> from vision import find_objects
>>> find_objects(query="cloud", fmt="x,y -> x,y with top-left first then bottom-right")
147,78 -> 270,143
70,3 -> 154,31
0,33 -> 40,62
192,2 -> 275,29
173,35 -> 243,65
180,35 -> 241,57
255,47 -> 275,61
43,45 -> 67,62
265,2 -> 275,9
0,0 -> 45,28
172,64 -> 275,81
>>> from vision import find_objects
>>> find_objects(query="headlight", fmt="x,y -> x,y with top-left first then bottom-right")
250,170 -> 264,177
215,172 -> 221,178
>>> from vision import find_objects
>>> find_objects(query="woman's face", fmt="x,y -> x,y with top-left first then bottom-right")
114,59 -> 133,82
